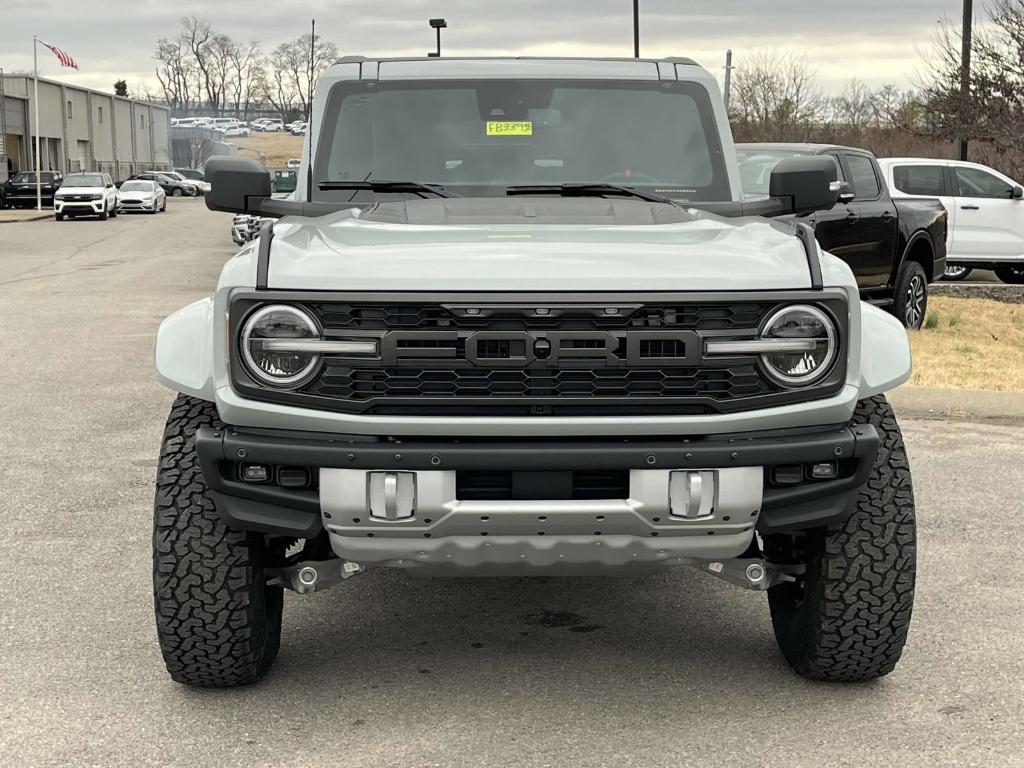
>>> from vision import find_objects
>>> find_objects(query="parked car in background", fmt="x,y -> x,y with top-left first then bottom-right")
224,125 -> 252,138
54,172 -> 118,220
290,121 -> 308,136
174,168 -> 206,183
256,118 -> 284,132
162,170 -> 209,195
878,158 -> 1024,284
737,143 -> 947,328
130,171 -> 197,198
286,158 -> 301,169
2,171 -> 63,207
116,179 -> 166,214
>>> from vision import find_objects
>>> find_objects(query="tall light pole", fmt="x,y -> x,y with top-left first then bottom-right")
428,18 -> 447,58
633,0 -> 640,58
959,0 -> 973,161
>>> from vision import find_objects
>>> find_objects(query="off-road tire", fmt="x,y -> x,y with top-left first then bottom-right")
892,261 -> 928,329
765,395 -> 916,682
994,264 -> 1024,284
153,394 -> 283,687
98,204 -> 108,221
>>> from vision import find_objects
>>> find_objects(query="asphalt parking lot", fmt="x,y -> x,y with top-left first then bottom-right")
1,200 -> 1022,767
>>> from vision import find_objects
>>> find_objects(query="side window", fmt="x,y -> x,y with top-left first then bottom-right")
844,154 -> 881,200
955,167 -> 1014,198
893,165 -> 947,196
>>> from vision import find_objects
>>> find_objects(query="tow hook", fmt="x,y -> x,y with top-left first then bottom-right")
269,559 -> 364,594
695,558 -> 800,591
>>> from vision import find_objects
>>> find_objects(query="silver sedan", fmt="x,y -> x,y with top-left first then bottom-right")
116,179 -> 167,214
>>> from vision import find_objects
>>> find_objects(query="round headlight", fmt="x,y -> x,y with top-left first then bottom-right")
240,305 -> 321,386
760,305 -> 837,387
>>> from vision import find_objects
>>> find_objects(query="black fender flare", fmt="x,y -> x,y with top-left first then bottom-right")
893,231 -> 936,285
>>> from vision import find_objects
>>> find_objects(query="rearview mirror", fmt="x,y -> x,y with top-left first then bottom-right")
1013,185 -> 1023,200
769,156 -> 839,216
204,156 -> 272,214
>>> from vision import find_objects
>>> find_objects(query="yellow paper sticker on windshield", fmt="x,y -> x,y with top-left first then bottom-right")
486,121 -> 533,136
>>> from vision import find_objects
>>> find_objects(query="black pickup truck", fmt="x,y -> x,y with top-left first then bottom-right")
736,143 -> 947,329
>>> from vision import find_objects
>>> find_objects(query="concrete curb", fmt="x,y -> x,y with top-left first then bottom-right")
0,211 -> 52,224
889,386 -> 1024,424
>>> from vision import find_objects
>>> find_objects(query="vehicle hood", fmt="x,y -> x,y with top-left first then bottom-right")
58,185 -> 105,194
265,200 -> 815,292
118,189 -> 155,199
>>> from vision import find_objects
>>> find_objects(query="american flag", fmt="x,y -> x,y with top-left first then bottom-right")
41,41 -> 78,70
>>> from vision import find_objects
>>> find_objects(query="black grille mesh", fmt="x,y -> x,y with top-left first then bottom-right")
308,364 -> 769,400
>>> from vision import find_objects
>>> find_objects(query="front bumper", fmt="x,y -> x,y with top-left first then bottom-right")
118,198 -> 156,211
55,199 -> 105,214
196,422 -> 878,569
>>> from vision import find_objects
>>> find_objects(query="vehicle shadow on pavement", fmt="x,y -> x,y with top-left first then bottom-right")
256,568 -> 811,694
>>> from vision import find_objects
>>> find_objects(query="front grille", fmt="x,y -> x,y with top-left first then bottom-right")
310,302 -> 771,332
309,365 -> 768,400
230,294 -> 847,416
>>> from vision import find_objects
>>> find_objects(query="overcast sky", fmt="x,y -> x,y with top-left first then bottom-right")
1,0 -> 966,96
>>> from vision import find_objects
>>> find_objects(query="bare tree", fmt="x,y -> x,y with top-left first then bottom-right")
830,79 -> 873,131
227,41 -> 264,117
729,51 -> 823,141
265,34 -> 338,119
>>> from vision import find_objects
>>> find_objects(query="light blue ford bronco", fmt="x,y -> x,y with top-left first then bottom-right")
153,56 -> 916,687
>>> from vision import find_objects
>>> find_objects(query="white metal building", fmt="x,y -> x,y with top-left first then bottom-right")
0,74 -> 171,182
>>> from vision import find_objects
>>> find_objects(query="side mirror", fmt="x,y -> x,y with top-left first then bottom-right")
769,156 -> 839,216
204,156 -> 272,214
1013,185 -> 1023,200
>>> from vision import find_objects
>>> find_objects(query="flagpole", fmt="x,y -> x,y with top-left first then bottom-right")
34,34 -> 42,211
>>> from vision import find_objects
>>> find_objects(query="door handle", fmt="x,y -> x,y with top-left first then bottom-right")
881,211 -> 895,222
961,204 -> 980,210
846,211 -> 859,222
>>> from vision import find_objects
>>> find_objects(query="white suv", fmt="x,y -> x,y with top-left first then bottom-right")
54,172 -> 118,221
878,158 -> 1024,283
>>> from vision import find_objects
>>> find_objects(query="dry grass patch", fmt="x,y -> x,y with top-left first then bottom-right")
233,133 -> 304,167
908,296 -> 1024,390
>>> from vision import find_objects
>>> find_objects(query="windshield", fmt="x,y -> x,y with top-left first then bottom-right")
735,148 -> 815,197
120,181 -> 153,192
314,79 -> 729,201
11,172 -> 56,183
63,174 -> 105,187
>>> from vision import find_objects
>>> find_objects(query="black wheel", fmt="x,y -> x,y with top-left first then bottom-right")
110,205 -> 118,218
994,264 -> 1024,284
55,212 -> 64,221
892,261 -> 928,329
153,394 -> 283,687
942,264 -> 972,281
764,395 -> 916,682
98,204 -> 109,221
172,188 -> 183,197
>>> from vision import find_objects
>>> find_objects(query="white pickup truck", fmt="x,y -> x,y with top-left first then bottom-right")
878,157 -> 1024,283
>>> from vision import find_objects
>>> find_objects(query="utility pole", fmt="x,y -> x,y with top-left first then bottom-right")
308,19 -> 315,123
633,0 -> 640,58
723,49 -> 734,113
959,0 -> 973,161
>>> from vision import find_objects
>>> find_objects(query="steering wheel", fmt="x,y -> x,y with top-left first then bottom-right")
598,172 -> 662,185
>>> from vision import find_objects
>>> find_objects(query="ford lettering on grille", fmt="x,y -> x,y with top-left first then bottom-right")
378,329 -> 702,368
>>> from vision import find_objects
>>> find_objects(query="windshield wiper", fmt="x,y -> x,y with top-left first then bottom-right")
505,183 -> 678,205
317,180 -> 456,198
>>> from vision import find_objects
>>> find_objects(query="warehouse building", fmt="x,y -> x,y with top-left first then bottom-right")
0,74 -> 171,182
